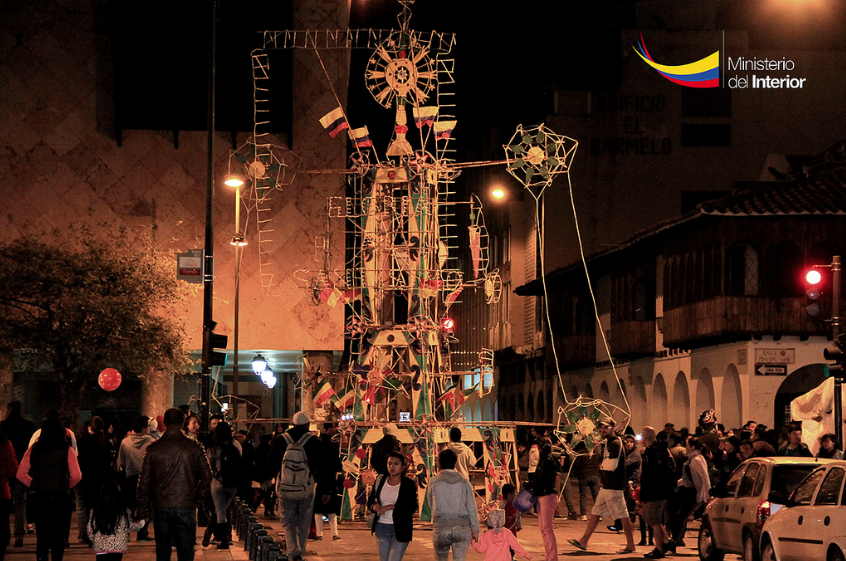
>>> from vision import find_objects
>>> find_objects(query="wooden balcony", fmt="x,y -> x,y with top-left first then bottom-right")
550,334 -> 595,368
609,320 -> 656,357
663,296 -> 830,348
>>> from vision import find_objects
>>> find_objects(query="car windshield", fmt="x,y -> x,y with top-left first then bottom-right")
771,464 -> 821,497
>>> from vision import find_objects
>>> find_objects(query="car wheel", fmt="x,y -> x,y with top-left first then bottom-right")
829,548 -> 846,561
743,532 -> 760,561
698,519 -> 725,561
760,540 -> 777,561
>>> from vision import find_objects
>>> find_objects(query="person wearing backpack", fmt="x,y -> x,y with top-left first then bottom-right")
267,411 -> 328,561
203,422 -> 240,549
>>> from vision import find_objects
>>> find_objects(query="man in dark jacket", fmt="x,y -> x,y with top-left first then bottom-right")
137,407 -> 213,561
2,400 -> 36,547
639,426 -> 676,559
266,411 -> 329,561
369,423 -> 401,476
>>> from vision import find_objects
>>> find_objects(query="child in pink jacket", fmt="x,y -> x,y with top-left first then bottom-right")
472,509 -> 532,561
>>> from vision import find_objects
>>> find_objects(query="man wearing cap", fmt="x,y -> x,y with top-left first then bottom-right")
267,411 -> 329,561
370,423 -> 402,476
697,410 -> 721,458
568,418 -> 636,555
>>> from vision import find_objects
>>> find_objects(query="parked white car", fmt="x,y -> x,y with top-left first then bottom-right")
759,459 -> 846,561
698,457 -> 831,561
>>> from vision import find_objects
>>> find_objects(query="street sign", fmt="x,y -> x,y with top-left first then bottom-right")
755,363 -> 787,376
177,249 -> 204,284
754,348 -> 795,364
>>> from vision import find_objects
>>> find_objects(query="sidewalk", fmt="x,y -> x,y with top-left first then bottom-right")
5,511 -> 701,561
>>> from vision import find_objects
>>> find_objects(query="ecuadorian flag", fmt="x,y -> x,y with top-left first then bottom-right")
634,34 -> 719,88
319,107 -> 349,138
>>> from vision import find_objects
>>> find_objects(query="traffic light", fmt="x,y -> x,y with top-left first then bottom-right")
824,333 -> 845,379
804,267 -> 825,318
202,322 -> 228,368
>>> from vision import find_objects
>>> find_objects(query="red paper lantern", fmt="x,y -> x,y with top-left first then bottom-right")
343,478 -> 355,489
98,368 -> 122,392
355,448 -> 367,459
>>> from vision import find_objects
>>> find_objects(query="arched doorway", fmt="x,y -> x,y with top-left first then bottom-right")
599,381 -> 610,403
774,364 -> 828,428
517,395 -> 525,421
537,391 -> 545,422
673,372 -> 690,427
527,393 -> 535,422
721,364 -> 742,430
696,368 -> 715,416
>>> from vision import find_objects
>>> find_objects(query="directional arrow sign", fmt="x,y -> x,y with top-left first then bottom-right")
756,363 -> 787,376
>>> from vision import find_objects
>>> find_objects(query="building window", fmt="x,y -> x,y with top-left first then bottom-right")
727,244 -> 759,296
766,242 -> 802,298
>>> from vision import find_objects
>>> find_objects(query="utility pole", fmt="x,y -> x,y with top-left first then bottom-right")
201,0 -> 218,432
832,256 -> 842,444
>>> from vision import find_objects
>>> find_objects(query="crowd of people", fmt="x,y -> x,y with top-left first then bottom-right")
1,400 -> 841,561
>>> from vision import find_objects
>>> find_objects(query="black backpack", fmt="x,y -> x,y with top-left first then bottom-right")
216,444 -> 241,488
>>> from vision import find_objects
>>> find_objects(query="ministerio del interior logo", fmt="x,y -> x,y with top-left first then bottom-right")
633,34 -> 720,88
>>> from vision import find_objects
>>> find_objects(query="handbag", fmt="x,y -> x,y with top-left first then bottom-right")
513,488 -> 537,514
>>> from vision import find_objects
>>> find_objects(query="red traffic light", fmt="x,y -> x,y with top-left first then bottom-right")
805,269 -> 823,285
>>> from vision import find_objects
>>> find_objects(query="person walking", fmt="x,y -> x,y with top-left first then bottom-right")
117,416 -> 154,541
136,407 -> 213,561
608,434 -> 641,533
666,437 -> 710,553
1,400 -> 36,548
267,411 -> 328,561
16,416 -> 82,561
78,417 -> 115,546
0,426 -> 19,561
371,424 -> 402,477
368,450 -> 418,561
204,421 -> 240,549
87,481 -> 145,561
530,443 -> 559,561
570,440 -> 599,521
445,428 -> 477,480
471,508 -> 532,561
427,448 -> 480,561
314,423 -> 343,541
639,426 -> 676,559
567,418 -> 636,555
778,423 -> 812,457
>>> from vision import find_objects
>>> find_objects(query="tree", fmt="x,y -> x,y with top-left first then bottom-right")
0,225 -> 192,421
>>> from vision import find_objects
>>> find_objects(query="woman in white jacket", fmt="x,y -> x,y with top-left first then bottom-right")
427,448 -> 480,561
666,437 -> 711,553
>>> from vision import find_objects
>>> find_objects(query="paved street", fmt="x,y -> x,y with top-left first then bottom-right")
6,511 -> 703,561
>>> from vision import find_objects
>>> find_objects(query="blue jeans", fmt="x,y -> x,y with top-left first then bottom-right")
154,507 -> 196,561
375,522 -> 409,561
210,481 -> 237,524
279,496 -> 314,559
432,524 -> 472,561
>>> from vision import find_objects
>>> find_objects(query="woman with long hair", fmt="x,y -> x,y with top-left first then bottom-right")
0,426 -> 19,561
532,442 -> 560,561
368,450 -> 418,561
17,417 -> 82,561
204,421 -> 240,549
87,481 -> 144,561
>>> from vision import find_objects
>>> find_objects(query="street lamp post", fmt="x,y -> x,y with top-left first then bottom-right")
226,173 -> 247,414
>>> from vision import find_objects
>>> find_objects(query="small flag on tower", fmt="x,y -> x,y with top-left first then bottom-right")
319,107 -> 349,138
312,377 -> 337,407
349,126 -> 373,148
412,106 -> 439,128
434,120 -> 456,140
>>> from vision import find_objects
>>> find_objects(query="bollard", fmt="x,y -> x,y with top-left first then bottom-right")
235,504 -> 250,535
250,529 -> 268,561
254,534 -> 273,561
242,515 -> 257,544
246,522 -> 264,553
244,518 -> 259,550
265,544 -> 283,561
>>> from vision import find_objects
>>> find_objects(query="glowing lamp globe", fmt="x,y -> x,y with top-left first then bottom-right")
98,368 -> 122,392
